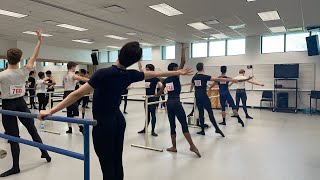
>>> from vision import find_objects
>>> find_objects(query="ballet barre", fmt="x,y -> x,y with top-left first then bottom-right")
0,109 -> 97,180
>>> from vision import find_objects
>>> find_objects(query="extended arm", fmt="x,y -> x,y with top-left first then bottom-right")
144,68 -> 192,80
178,44 -> 186,70
26,30 -> 42,71
209,82 -> 218,90
73,74 -> 89,82
138,61 -> 143,72
248,80 -> 264,86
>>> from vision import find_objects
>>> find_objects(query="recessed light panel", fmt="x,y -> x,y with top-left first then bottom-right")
0,9 -> 28,18
269,26 -> 287,33
23,31 -> 53,37
57,24 -> 88,31
211,34 -> 229,39
72,39 -> 94,44
149,3 -> 183,16
187,22 -> 211,30
105,35 -> 127,40
258,11 -> 280,21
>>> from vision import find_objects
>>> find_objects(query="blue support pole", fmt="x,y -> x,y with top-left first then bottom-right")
84,124 -> 90,180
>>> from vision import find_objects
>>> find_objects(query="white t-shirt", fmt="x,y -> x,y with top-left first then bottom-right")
234,75 -> 248,89
63,72 -> 77,91
36,79 -> 47,93
0,67 -> 29,99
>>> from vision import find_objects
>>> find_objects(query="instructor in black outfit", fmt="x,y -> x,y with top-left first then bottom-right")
28,71 -> 37,109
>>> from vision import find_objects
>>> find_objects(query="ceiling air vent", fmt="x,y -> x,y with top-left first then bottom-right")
104,5 -> 126,13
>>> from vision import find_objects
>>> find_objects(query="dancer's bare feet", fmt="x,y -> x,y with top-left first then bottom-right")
190,147 -> 201,157
166,147 -> 177,153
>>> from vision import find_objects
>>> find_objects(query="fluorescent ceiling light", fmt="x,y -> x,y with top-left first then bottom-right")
149,3 -> 183,16
187,22 -> 211,30
204,20 -> 220,25
72,39 -> 94,44
269,26 -> 287,33
202,37 -> 216,40
126,32 -> 137,36
258,11 -> 280,21
247,0 -> 256,2
211,34 -> 229,39
229,24 -> 246,30
105,35 -> 127,40
57,24 -> 88,31
288,27 -> 303,32
140,42 -> 154,46
23,31 -> 53,37
107,46 -> 121,49
0,9 -> 28,18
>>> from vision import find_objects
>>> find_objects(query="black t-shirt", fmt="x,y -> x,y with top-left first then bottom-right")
46,78 -> 54,91
145,77 -> 160,96
163,76 -> 181,99
192,74 -> 211,98
28,77 -> 35,88
88,65 -> 144,118
217,75 -> 230,95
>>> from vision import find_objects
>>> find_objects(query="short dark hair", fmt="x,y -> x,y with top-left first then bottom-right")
196,63 -> 204,71
239,69 -> 245,74
29,71 -> 35,76
38,72 -> 45,79
221,66 -> 227,73
67,62 -> 78,70
7,48 -> 23,65
118,41 -> 142,67
80,69 -> 87,75
145,64 -> 155,71
168,63 -> 178,71
45,70 -> 52,75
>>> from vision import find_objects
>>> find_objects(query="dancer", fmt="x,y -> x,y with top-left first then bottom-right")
28,71 -> 37,109
210,66 -> 252,127
137,62 -> 163,136
156,45 -> 201,157
0,30 -> 51,177
44,70 -> 56,109
39,41 -> 193,180
190,63 -> 241,136
36,72 -> 50,111
78,69 -> 89,119
121,88 -> 129,114
230,69 -> 264,119
64,62 -> 89,134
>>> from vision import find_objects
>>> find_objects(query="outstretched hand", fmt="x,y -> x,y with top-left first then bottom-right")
178,68 -> 193,75
37,110 -> 51,121
36,30 -> 42,41
248,76 -> 254,80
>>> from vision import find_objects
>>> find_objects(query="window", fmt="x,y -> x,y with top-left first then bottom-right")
209,40 -> 226,57
43,62 -> 49,66
162,45 -> 175,59
142,48 -> 152,61
109,50 -> 119,62
54,63 -> 64,66
99,51 -> 109,63
0,60 -> 5,69
286,33 -> 309,52
227,39 -> 246,55
191,42 -> 208,58
261,34 -> 285,53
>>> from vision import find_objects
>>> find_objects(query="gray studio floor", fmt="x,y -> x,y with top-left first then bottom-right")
0,101 -> 320,180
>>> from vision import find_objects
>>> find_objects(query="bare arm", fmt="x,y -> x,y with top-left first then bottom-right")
155,85 -> 165,97
73,74 -> 89,82
248,80 -> 264,86
178,44 -> 186,70
38,83 -> 94,119
190,83 -> 195,92
26,30 -> 42,71
237,76 -> 254,82
138,61 -> 143,72
144,68 -> 192,80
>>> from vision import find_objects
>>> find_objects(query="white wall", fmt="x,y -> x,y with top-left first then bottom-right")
97,36 -> 320,110
17,41 -> 92,62
0,39 -> 17,55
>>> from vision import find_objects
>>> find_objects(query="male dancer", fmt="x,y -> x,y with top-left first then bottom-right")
0,31 -> 51,177
210,66 -> 252,126
137,62 -> 163,136
39,41 -> 193,180
230,69 -> 264,119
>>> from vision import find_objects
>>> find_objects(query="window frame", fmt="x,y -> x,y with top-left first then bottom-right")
191,42 -> 209,58
226,38 -> 246,56
161,45 -> 176,60
208,40 -> 227,57
142,47 -> 153,61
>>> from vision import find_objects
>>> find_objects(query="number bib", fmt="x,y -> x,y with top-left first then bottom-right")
10,84 -> 25,96
166,82 -> 175,92
194,80 -> 202,87
145,82 -> 151,88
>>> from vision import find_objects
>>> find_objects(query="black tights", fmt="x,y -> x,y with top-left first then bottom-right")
2,98 -> 48,170
121,96 -> 128,112
196,97 -> 221,132
167,99 -> 189,135
37,93 -> 46,111
144,99 -> 157,132
235,89 -> 249,116
93,110 -> 126,180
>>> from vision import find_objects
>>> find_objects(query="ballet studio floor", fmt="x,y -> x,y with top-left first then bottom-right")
1,101 -> 320,180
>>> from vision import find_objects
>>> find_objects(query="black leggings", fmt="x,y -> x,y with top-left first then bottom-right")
92,110 -> 126,180
167,98 -> 189,135
235,89 -> 249,116
144,97 -> 157,132
37,93 -> 46,111
63,91 -> 79,117
196,96 -> 221,131
2,97 -> 48,169
28,89 -> 36,107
